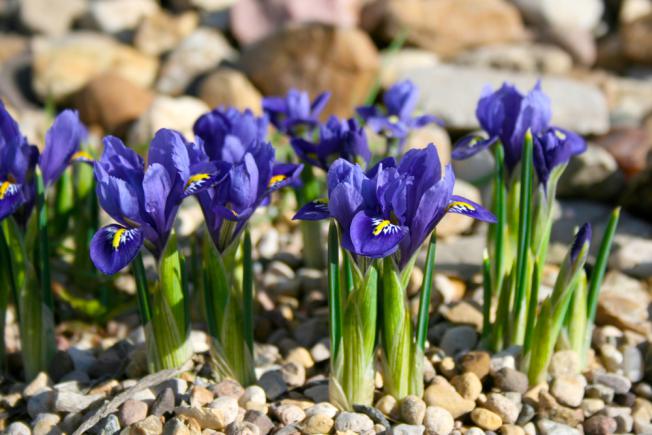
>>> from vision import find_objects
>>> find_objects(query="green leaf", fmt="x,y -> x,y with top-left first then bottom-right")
416,233 -> 436,351
242,229 -> 254,354
328,221 -> 342,361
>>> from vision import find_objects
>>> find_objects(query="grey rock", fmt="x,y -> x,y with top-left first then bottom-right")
493,368 -> 529,394
89,414 -> 121,435
303,383 -> 329,403
609,238 -> 652,279
156,28 -> 236,96
551,375 -> 587,408
24,372 -> 53,397
423,406 -> 454,435
67,347 -> 96,373
393,424 -> 425,435
510,0 -> 603,32
439,325 -> 477,356
27,389 -> 55,418
353,404 -> 391,430
558,145 -> 625,202
398,65 -> 609,135
537,418 -> 581,435
257,370 -> 288,400
583,415 -> 617,435
594,373 -> 632,394
245,410 -> 274,435
454,42 -> 573,74
54,391 -> 103,413
516,403 -> 536,425
623,346 -> 644,382
6,422 -> 31,435
484,393 -> 520,424
585,384 -> 615,403
151,387 -> 176,416
334,412 -> 374,433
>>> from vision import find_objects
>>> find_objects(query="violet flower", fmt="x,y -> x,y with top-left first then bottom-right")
357,80 -> 441,147
90,129 -> 230,274
0,103 -> 38,222
295,144 -> 495,267
533,127 -> 586,188
39,110 -> 90,187
291,116 -> 371,171
262,89 -> 330,137
194,107 -> 303,251
452,82 -> 552,173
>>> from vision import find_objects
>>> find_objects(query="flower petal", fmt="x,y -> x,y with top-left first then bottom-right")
446,195 -> 497,223
182,161 -> 231,198
349,211 -> 407,258
452,134 -> 498,160
293,198 -> 331,221
40,110 -> 87,186
90,224 -> 143,275
0,180 -> 24,221
267,163 -> 303,192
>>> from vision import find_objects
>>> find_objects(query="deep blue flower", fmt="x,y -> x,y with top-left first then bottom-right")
194,107 -> 303,251
262,89 -> 330,137
294,144 -> 495,267
291,116 -> 371,171
39,110 -> 89,187
533,127 -> 586,188
453,82 -> 552,172
570,223 -> 591,265
90,129 -> 230,274
357,80 -> 441,147
0,102 -> 39,222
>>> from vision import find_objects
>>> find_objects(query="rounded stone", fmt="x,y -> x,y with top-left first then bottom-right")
451,372 -> 482,401
400,395 -> 427,425
423,406 -> 454,435
471,408 -> 503,431
583,414 -> 617,435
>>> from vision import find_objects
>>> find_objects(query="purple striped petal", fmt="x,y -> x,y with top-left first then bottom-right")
350,211 -> 408,258
446,195 -> 496,223
90,224 -> 144,275
293,198 -> 330,221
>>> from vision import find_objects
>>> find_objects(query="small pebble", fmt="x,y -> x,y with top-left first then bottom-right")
6,422 -> 31,435
400,395 -> 427,425
334,412 -> 374,433
537,418 -> 580,435
376,394 -> 399,419
151,387 -> 176,417
581,398 -> 605,417
423,406 -> 454,435
471,408 -> 503,431
240,385 -> 266,407
272,404 -> 305,425
593,373 -> 631,394
500,424 -> 524,435
516,403 -> 536,425
549,351 -> 581,379
131,415 -> 163,435
622,345 -> 644,382
583,414 -> 617,435
440,326 -> 477,356
484,393 -> 520,424
244,410 -> 274,435
551,374 -> 587,408
300,414 -> 334,434
459,351 -> 491,380
493,368 -> 529,394
209,396 -> 239,426
119,399 -> 148,426
353,404 -> 391,430
32,413 -> 61,435
304,402 -> 338,419
393,423 -> 425,435
451,372 -> 482,401
585,384 -> 615,403
191,386 -> 215,407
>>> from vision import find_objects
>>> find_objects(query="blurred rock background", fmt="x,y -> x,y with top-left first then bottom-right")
0,0 -> 651,260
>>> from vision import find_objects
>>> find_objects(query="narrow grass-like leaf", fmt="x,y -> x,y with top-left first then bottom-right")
328,221 -> 342,361
481,250 -> 492,340
35,169 -> 53,312
512,131 -> 534,342
416,233 -> 436,352
132,253 -> 151,325
242,229 -> 254,353
523,262 -> 540,355
492,144 -> 506,296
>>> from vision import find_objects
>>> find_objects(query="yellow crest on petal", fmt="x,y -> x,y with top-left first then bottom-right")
447,200 -> 476,213
268,174 -> 287,188
185,173 -> 211,193
372,219 -> 391,236
112,228 -> 126,250
71,150 -> 94,163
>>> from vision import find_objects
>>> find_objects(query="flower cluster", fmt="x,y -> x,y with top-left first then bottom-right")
296,144 -> 495,267
452,82 -> 586,180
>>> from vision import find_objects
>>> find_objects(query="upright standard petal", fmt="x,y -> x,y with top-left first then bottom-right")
90,224 -> 144,274
40,110 -> 87,186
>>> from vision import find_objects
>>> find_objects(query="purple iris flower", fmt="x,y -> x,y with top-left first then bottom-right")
262,89 -> 330,137
90,129 -> 230,274
39,110 -> 90,187
0,103 -> 39,222
533,127 -> 586,188
452,82 -> 552,173
194,107 -> 303,251
357,80 -> 441,147
294,144 -> 495,268
570,223 -> 591,265
291,116 -> 371,171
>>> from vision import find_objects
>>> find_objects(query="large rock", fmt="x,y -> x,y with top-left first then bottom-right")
621,160 -> 652,220
609,237 -> 652,279
156,28 -> 236,96
366,0 -> 525,58
199,68 -> 263,113
89,0 -> 160,33
231,0 -> 363,46
134,10 -> 199,56
454,43 -> 573,74
597,271 -> 650,334
380,48 -> 439,88
396,65 -> 609,135
557,144 -> 625,201
128,95 -> 209,146
240,24 -> 379,118
32,32 -> 158,103
509,0 -> 603,32
19,0 -> 87,36
72,73 -> 154,134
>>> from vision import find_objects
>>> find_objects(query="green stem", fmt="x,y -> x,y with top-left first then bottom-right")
328,221 -> 342,361
416,234 -> 436,352
481,251 -> 492,340
242,229 -> 254,354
